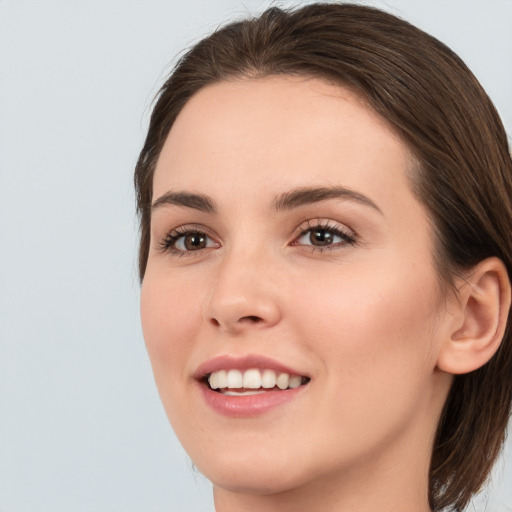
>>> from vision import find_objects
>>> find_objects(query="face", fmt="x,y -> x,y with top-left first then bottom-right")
141,76 -> 453,498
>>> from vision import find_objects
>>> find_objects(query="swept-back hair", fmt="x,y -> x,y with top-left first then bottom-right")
135,4 -> 512,510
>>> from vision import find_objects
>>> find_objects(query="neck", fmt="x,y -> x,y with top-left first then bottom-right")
214,465 -> 432,512
212,369 -> 451,512
214,472 -> 431,512
213,420 -> 435,512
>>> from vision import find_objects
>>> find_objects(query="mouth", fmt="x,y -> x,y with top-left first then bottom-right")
194,355 -> 311,415
203,368 -> 311,395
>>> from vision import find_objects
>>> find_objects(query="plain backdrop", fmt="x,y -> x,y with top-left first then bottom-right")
0,1 -> 511,511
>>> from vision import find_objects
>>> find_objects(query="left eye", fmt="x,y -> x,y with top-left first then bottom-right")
162,230 -> 218,253
296,225 -> 355,248
175,232 -> 214,251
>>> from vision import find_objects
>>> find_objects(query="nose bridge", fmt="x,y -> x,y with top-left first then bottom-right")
204,239 -> 281,333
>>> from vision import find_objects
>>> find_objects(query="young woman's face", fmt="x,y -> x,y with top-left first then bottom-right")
141,76 -> 453,498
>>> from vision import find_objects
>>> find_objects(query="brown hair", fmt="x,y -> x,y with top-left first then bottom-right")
134,3 -> 512,510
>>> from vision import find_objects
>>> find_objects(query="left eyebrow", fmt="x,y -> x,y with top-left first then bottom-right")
271,186 -> 383,215
151,191 -> 217,213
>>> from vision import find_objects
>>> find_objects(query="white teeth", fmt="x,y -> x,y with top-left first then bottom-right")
216,369 -> 228,389
209,372 -> 218,389
276,372 -> 290,390
289,375 -> 302,389
243,368 -> 262,389
224,390 -> 267,396
208,368 -> 306,391
226,369 -> 243,388
208,369 -> 227,390
261,369 -> 276,388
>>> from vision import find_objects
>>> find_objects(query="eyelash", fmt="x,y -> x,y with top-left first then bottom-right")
292,220 -> 357,252
159,225 -> 219,257
158,221 -> 357,257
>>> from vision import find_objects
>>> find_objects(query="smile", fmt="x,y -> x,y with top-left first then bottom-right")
207,368 -> 309,394
195,355 -> 311,416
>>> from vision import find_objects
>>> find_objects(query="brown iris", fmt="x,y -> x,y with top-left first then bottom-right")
309,228 -> 334,246
183,232 -> 207,250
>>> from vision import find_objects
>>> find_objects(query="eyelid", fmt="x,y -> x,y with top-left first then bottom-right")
158,224 -> 220,256
156,219 -> 357,257
290,219 -> 358,249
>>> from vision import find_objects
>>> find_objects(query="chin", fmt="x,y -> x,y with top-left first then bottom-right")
204,460 -> 312,496
189,436 -> 336,497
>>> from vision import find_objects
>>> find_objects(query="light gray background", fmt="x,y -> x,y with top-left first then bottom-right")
1,1 -> 511,511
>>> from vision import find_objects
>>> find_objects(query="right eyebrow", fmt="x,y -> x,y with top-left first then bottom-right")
271,185 -> 383,215
151,191 -> 217,214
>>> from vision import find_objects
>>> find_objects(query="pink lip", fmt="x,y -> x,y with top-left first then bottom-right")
194,354 -> 307,379
197,383 -> 306,417
193,354 -> 310,418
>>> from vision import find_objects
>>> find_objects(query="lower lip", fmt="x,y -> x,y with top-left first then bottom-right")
197,382 -> 307,417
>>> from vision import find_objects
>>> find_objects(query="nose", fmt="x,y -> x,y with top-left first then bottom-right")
203,247 -> 282,335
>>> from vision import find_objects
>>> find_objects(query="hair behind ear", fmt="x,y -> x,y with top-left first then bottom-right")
135,5 -> 512,510
431,257 -> 511,510
436,257 -> 511,375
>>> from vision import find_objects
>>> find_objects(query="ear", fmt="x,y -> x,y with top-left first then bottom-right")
437,257 -> 511,375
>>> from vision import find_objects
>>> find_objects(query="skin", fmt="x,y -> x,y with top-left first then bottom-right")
140,76 -> 460,512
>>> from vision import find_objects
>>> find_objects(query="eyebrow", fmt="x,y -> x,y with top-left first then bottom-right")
271,186 -> 383,214
152,191 -> 217,213
151,186 -> 382,215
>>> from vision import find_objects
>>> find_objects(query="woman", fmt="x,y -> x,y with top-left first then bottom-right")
134,3 -> 512,511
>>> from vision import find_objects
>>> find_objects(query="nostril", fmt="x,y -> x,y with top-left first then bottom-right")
240,315 -> 263,323
207,312 -> 271,331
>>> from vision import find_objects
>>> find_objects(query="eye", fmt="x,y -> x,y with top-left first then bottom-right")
294,221 -> 356,250
160,228 -> 219,255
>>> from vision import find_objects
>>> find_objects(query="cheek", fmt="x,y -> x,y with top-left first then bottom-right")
140,274 -> 202,383
282,261 -> 444,469
292,257 -> 441,408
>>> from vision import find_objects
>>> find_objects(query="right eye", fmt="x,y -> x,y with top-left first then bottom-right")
160,228 -> 219,255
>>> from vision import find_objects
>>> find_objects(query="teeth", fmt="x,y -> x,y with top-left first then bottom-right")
216,370 -> 227,388
276,372 -> 289,390
224,390 -> 267,396
209,371 -> 218,389
289,375 -> 302,389
261,369 -> 276,388
243,369 -> 262,389
226,369 -> 243,388
207,368 -> 307,391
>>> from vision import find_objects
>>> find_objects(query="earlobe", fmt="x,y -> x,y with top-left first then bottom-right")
436,257 -> 511,375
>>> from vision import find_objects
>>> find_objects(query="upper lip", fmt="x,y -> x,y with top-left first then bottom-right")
194,354 -> 309,380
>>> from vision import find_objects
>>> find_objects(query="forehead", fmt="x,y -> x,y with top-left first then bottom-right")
153,75 -> 415,211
